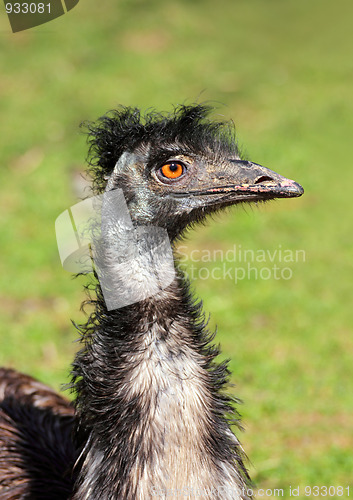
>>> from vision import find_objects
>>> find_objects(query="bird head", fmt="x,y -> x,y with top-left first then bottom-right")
85,105 -> 303,241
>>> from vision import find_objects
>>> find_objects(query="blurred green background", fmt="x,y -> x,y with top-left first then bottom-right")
0,0 -> 352,496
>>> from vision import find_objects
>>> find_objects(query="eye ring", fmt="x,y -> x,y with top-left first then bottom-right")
157,161 -> 186,181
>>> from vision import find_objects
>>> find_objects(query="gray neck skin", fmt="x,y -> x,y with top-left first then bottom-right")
71,154 -> 251,499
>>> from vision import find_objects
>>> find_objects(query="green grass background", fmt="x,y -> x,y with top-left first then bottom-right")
0,0 -> 352,496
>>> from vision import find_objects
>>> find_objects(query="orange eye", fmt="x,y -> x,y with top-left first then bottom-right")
160,162 -> 185,180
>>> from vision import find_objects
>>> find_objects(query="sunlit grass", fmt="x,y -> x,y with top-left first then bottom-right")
1,0 -> 352,494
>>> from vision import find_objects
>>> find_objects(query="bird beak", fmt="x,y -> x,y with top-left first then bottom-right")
186,160 -> 304,204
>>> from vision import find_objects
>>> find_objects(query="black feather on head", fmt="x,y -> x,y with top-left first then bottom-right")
83,104 -> 240,194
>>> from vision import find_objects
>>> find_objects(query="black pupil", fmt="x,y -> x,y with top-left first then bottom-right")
169,163 -> 179,171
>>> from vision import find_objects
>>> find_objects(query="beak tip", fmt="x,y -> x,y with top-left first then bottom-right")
289,181 -> 304,197
279,179 -> 304,198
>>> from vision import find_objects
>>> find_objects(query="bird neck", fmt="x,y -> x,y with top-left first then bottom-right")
72,270 -> 250,500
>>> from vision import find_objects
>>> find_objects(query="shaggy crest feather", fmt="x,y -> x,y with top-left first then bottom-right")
0,103 -> 303,499
84,104 -> 239,194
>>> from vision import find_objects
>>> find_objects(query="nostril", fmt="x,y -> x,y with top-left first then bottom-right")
254,175 -> 275,184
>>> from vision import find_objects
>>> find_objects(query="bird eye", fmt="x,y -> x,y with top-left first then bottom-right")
158,161 -> 186,180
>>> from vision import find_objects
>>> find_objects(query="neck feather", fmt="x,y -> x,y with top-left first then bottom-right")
71,270 -> 251,499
